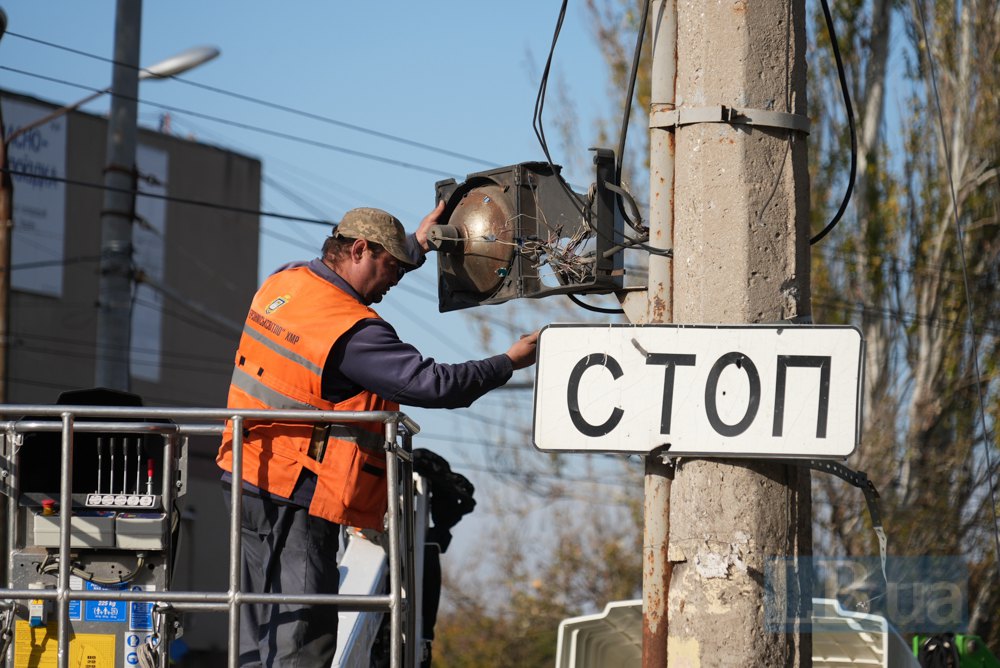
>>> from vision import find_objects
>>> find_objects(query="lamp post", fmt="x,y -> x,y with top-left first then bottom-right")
0,8 -> 218,399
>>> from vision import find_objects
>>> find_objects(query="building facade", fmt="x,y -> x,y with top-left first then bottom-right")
2,90 -> 262,661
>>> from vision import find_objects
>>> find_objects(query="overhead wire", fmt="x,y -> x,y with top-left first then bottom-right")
4,30 -> 500,169
1,167 -> 330,225
165,117 -> 495,335
165,114 -> 399,216
813,297 -> 1000,337
263,174 -> 336,223
64,108 -> 462,320
815,245 -> 994,284
10,254 -> 102,271
0,66 -> 456,178
911,0 -> 1000,578
13,341 -> 230,376
14,330 -> 233,366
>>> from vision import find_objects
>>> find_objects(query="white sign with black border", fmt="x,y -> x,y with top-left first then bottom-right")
532,324 -> 864,458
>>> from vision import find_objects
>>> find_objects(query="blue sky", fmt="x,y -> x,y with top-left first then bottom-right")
0,1 -> 634,545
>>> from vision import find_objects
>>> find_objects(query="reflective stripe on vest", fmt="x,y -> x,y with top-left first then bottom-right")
231,366 -> 319,411
242,324 -> 323,376
324,424 -> 386,455
231,368 -> 386,455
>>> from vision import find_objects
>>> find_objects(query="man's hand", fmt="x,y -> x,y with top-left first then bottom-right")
505,331 -> 540,371
415,200 -> 446,253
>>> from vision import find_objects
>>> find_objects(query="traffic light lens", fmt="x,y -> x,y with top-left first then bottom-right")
445,184 -> 516,296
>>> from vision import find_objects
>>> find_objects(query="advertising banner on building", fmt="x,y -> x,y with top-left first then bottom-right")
2,98 -> 68,297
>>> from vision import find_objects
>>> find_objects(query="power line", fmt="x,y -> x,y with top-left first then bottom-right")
1,166 -> 328,225
263,175 -> 334,223
13,330 -> 233,367
172,114 -> 424,222
5,29 -> 501,169
159,106 -> 526,337
815,246 -> 993,284
133,297 -> 237,343
912,0 -> 1000,579
1,65 -> 457,178
813,296 -> 1000,336
9,254 -> 101,271
11,342 -> 230,376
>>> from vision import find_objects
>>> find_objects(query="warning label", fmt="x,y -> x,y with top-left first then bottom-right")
14,621 -> 116,667
129,584 -> 155,631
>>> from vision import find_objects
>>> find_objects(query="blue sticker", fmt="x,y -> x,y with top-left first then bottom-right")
84,581 -> 127,623
130,586 -> 153,631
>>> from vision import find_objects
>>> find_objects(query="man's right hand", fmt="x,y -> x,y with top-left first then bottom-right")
505,331 -> 540,370
415,200 -> 446,253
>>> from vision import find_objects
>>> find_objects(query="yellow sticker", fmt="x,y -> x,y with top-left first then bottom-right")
265,294 -> 291,314
14,621 -> 116,667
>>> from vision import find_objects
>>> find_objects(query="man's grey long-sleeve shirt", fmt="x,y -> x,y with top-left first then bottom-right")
309,258 -> 513,407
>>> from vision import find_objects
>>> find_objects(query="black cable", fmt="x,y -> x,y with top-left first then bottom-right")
810,0 -> 858,245
262,175 -> 334,223
532,0 -> 589,220
1,167 -> 330,225
1,66 -> 456,178
10,254 -> 102,270
13,340 -> 233,375
531,0 -> 670,283
5,30 -> 500,169
528,0 -> 669,307
14,330 -> 234,366
567,293 -> 624,315
812,296 -> 1000,336
614,0 -> 651,229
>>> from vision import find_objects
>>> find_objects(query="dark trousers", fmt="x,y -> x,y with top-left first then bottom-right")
223,488 -> 341,667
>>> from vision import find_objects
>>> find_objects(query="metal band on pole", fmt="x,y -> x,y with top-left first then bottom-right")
650,105 -> 811,134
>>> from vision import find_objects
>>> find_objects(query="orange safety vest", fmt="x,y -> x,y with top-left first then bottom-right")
217,265 -> 398,530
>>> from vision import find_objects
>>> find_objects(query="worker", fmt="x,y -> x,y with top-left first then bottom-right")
217,201 -> 539,667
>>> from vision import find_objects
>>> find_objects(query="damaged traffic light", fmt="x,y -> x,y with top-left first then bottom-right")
427,148 -> 624,312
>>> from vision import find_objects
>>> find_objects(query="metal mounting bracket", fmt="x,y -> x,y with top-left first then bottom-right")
650,105 -> 810,135
791,458 -> 889,593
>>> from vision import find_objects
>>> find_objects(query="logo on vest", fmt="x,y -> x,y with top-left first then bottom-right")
265,294 -> 291,314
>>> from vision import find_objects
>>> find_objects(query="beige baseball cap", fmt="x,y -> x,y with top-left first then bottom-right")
336,207 -> 414,267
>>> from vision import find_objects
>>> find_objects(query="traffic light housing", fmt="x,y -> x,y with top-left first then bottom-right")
428,148 -> 624,312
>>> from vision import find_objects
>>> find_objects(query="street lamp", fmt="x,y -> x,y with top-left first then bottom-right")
0,11 -> 220,399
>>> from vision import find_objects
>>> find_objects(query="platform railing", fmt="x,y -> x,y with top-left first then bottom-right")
0,405 -> 420,668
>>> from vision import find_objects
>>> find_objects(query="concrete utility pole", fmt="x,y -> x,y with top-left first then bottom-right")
640,0 -> 813,664
95,0 -> 142,390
